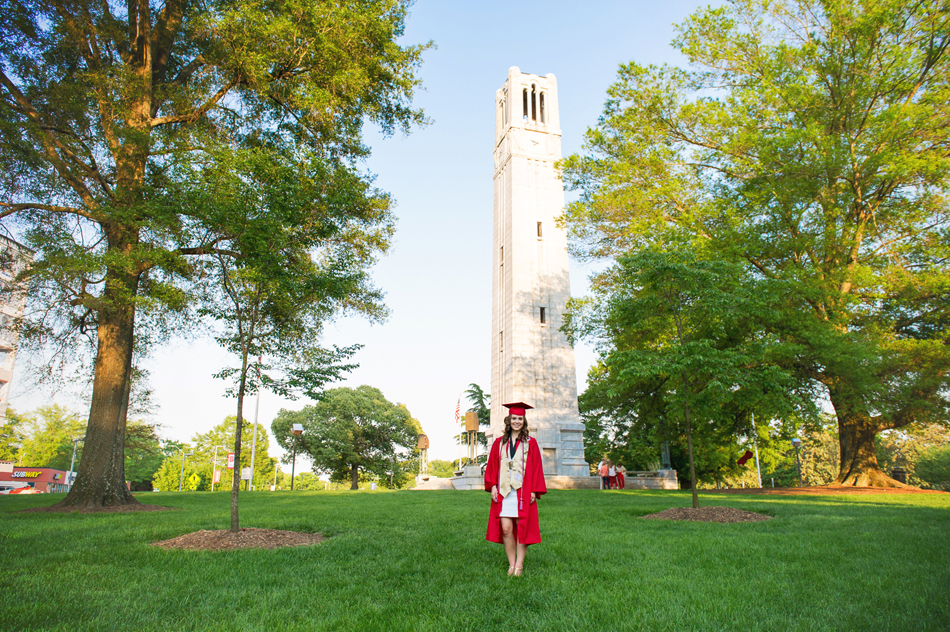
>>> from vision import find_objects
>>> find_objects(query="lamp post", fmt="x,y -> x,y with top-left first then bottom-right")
66,436 -> 84,492
249,360 -> 262,492
178,449 -> 194,492
791,437 -> 803,487
751,413 -> 762,488
290,424 -> 303,491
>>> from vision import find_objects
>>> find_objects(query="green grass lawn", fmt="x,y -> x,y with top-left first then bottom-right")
1,489 -> 947,632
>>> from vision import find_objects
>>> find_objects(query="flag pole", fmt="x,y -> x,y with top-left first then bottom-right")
455,393 -> 462,471
752,412 -> 762,488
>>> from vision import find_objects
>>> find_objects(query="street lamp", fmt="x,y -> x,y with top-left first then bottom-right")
67,436 -> 84,492
791,437 -> 803,487
290,424 -> 303,491
178,449 -> 194,492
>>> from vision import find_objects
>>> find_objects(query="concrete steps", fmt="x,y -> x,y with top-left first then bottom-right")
412,477 -> 456,490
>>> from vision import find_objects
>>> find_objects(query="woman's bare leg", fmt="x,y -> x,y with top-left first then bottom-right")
500,517 -> 517,571
514,540 -> 527,574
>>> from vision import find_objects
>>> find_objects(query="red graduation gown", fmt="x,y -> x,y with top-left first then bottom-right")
484,436 -> 547,545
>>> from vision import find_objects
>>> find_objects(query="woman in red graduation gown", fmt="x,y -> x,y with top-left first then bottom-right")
484,402 -> 547,576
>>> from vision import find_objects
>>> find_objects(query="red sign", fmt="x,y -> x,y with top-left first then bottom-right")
213,470 -> 221,483
227,453 -> 235,469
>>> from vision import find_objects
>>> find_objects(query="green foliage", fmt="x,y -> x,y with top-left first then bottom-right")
569,251 -> 812,495
151,455 -> 201,493
915,446 -> 950,490
272,385 -> 421,488
561,0 -> 950,485
288,472 -> 324,491
427,459 -> 456,479
0,0 -> 429,504
123,421 -> 165,485
16,405 -> 85,469
10,405 -> 162,485
0,409 -> 25,461
875,423 -> 950,488
190,416 -> 276,490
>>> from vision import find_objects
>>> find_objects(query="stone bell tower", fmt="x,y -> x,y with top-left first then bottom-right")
489,67 -> 589,478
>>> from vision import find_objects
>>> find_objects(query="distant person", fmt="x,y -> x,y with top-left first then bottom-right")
599,459 -> 610,490
616,464 -> 626,490
608,460 -> 617,489
485,402 -> 547,576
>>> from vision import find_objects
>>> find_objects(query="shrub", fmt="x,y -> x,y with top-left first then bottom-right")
915,446 -> 950,491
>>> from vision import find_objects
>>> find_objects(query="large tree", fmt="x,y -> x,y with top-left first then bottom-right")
562,0 -> 950,487
272,385 -> 420,490
0,0 -> 428,507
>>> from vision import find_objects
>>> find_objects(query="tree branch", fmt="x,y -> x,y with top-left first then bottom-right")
150,78 -> 239,127
0,202 -> 99,221
0,70 -> 102,210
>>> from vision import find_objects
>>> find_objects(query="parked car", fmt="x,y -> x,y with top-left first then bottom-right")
0,482 -> 32,494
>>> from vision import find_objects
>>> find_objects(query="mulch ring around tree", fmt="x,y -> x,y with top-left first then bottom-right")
642,506 -> 772,523
151,528 -> 324,551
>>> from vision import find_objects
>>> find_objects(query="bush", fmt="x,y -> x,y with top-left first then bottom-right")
915,446 -> 950,490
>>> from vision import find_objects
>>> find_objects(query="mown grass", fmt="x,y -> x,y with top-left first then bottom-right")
0,489 -> 947,632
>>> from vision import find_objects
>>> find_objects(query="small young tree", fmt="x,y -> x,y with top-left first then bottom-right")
205,250 -> 364,531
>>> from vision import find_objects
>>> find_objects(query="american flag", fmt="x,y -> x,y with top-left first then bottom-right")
455,395 -> 461,424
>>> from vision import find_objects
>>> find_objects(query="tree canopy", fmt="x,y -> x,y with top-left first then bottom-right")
271,385 -> 421,490
0,0 -> 429,507
567,251 -> 810,504
561,0 -> 950,487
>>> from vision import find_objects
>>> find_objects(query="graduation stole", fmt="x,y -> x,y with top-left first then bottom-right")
500,435 -> 528,510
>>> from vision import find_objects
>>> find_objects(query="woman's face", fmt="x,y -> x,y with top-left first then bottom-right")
510,415 -> 525,433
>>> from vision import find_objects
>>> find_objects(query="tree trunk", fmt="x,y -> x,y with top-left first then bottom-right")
828,383 -> 908,488
683,397 -> 700,509
57,279 -> 139,508
350,464 -> 359,490
231,367 -> 247,532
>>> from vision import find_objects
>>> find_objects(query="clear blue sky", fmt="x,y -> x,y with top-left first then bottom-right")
12,0 -> 716,464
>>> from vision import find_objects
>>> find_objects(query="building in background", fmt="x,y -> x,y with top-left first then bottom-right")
0,462 -> 70,493
0,235 -> 34,420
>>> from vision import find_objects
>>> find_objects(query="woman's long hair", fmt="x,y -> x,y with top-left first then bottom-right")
502,414 -> 530,443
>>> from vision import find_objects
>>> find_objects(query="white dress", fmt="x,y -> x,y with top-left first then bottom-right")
500,489 -> 519,517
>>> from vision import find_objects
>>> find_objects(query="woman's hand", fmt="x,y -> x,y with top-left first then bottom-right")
530,492 -> 537,504
491,485 -> 499,502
